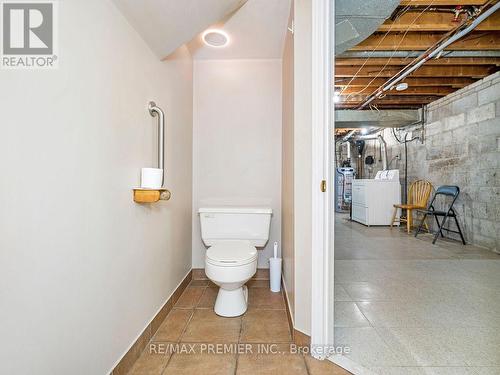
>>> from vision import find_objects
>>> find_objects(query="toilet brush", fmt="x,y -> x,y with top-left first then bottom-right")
269,242 -> 282,292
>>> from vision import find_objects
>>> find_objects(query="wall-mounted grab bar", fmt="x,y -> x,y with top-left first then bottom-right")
148,101 -> 165,186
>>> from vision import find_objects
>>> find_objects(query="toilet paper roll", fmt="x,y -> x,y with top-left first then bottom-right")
141,168 -> 163,189
269,257 -> 282,293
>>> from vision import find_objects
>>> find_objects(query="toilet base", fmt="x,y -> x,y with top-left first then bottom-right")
214,286 -> 248,317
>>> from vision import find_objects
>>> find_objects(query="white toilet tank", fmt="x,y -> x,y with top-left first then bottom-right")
199,207 -> 272,247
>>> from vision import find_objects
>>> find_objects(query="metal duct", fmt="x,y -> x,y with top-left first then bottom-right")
335,140 -> 352,167
335,109 -> 422,129
335,142 -> 343,167
335,0 -> 400,55
356,134 -> 389,171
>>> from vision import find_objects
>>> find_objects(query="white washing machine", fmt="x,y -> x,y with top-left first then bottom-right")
351,170 -> 401,226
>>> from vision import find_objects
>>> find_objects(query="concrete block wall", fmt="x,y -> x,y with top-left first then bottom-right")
368,72 -> 500,252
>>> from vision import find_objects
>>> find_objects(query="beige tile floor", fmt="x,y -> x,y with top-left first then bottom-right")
129,276 -> 350,375
335,213 -> 500,375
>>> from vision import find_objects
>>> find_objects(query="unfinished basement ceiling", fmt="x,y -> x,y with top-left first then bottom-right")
335,0 -> 500,110
335,0 -> 400,54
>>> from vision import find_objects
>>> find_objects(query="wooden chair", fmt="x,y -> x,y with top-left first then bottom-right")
391,180 -> 433,234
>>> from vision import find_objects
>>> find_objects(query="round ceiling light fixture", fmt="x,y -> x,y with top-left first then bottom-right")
202,29 -> 230,48
333,91 -> 341,103
395,82 -> 409,91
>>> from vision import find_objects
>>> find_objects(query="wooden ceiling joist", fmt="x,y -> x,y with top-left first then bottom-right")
334,2 -> 500,109
336,104 -> 430,109
335,57 -> 500,66
335,65 -> 493,78
378,10 -> 500,32
399,0 -> 487,5
334,77 -> 476,88
338,86 -> 456,96
351,31 -> 500,51
337,100 -> 434,109
340,94 -> 441,101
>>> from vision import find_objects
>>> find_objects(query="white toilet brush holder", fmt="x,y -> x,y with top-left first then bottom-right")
269,242 -> 282,292
269,258 -> 282,292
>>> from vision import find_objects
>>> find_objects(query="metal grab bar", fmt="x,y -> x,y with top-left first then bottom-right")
148,101 -> 165,186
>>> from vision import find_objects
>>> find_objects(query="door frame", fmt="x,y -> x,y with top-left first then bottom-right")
310,0 -> 334,359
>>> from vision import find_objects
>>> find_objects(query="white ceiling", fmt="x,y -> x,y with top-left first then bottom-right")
188,0 -> 291,60
113,0 -> 291,60
112,0 -> 247,59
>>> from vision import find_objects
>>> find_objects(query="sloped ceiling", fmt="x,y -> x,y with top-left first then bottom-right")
188,0 -> 291,60
114,0 -> 391,61
112,0 -> 247,59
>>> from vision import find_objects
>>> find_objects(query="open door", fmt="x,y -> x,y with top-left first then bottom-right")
310,0 -> 334,359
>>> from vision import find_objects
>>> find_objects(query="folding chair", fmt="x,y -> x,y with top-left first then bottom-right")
414,185 -> 466,245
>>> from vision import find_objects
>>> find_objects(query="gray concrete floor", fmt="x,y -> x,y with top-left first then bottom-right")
334,213 -> 500,375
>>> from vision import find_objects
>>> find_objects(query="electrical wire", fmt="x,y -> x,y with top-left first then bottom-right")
390,127 -> 421,204
357,0 -> 497,109
338,2 -> 414,96
344,2 -> 435,101
392,127 -> 403,143
340,1 -> 431,99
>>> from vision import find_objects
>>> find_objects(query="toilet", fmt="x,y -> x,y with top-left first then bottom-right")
199,207 -> 272,317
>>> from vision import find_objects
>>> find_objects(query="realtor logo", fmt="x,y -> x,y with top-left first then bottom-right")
1,1 -> 58,68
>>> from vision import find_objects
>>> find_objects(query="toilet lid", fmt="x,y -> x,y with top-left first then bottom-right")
206,241 -> 257,266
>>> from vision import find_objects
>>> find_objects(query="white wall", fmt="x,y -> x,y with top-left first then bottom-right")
373,73 -> 500,252
293,0 -> 312,336
0,1 -> 193,374
192,59 -> 282,268
282,3 -> 295,320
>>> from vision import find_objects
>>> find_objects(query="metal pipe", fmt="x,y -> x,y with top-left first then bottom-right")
358,1 -> 500,109
338,50 -> 500,58
148,101 -> 165,186
340,129 -> 357,143
378,134 -> 388,171
385,4 -> 498,90
345,141 -> 351,160
335,142 -> 342,167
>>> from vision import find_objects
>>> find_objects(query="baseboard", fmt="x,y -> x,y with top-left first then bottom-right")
281,276 -> 311,347
293,328 -> 311,346
281,277 -> 294,337
110,269 -> 192,375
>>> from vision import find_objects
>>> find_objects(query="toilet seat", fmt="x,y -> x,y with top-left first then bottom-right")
206,241 -> 257,267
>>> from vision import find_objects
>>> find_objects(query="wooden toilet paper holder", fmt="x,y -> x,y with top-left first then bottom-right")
133,188 -> 171,203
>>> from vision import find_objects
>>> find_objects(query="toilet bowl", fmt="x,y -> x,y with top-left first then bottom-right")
198,207 -> 272,317
205,240 -> 257,317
